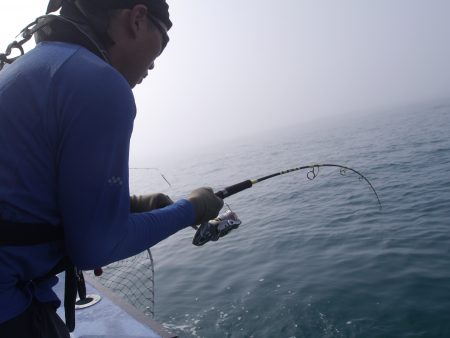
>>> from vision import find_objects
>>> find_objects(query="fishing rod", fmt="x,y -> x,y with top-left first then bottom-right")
215,163 -> 381,206
193,163 -> 382,246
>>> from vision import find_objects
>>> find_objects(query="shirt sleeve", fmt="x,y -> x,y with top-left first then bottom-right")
53,50 -> 195,269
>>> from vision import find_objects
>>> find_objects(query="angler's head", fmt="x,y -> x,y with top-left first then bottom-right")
45,0 -> 171,87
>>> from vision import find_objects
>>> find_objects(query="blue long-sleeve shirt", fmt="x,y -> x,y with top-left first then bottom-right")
0,42 -> 195,323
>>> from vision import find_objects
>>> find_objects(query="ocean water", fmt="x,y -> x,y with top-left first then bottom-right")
129,101 -> 450,338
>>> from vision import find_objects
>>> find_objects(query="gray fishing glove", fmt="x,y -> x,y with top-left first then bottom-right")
130,193 -> 173,213
188,187 -> 224,225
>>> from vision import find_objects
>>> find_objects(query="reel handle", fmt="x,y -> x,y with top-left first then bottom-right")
215,180 -> 253,199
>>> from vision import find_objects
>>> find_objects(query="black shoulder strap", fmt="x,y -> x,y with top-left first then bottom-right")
0,219 -> 64,245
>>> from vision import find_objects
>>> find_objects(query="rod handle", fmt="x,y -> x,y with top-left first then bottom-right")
215,180 -> 253,199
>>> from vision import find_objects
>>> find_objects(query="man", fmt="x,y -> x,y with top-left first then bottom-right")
0,0 -> 223,337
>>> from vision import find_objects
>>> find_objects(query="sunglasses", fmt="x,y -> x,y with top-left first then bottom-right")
147,14 -> 169,53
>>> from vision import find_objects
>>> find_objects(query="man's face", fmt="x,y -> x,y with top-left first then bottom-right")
108,6 -> 169,88
135,14 -> 169,85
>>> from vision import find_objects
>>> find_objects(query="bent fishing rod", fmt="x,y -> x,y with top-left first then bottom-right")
192,163 -> 382,246
214,163 -> 381,208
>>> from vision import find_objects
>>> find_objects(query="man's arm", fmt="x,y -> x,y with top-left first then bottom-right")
55,55 -> 195,269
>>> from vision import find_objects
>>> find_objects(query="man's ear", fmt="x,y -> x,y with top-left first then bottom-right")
128,4 -> 149,37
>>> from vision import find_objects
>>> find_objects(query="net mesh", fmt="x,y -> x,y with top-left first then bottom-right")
84,249 -> 155,317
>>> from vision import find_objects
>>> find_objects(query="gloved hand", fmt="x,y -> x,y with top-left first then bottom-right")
130,193 -> 173,213
188,187 -> 224,225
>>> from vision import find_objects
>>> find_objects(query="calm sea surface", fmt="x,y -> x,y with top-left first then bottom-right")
129,102 -> 450,337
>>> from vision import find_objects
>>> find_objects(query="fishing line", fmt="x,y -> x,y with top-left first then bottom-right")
130,167 -> 171,187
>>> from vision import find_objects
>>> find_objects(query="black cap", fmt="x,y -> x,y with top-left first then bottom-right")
46,0 -> 172,30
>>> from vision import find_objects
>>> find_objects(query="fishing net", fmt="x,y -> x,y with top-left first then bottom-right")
84,249 -> 155,317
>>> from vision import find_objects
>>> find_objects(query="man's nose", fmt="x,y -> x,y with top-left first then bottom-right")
149,62 -> 155,70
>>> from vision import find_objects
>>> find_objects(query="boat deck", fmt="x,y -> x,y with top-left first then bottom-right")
54,273 -> 177,338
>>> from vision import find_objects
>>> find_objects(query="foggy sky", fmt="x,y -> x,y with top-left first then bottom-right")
1,1 -> 450,164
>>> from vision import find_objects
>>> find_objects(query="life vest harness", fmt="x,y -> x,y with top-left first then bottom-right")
0,219 -> 86,332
